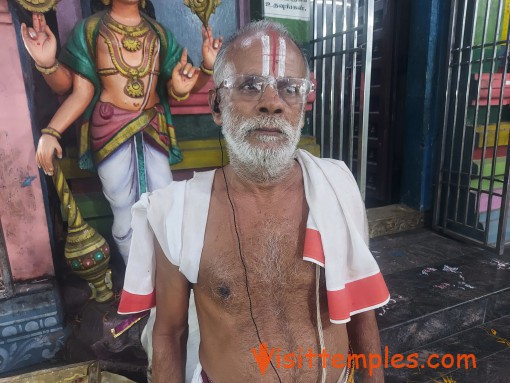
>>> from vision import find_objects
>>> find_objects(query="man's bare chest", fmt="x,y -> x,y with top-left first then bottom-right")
197,187 -> 315,317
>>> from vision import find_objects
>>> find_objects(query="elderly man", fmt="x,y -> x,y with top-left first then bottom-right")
119,20 -> 390,383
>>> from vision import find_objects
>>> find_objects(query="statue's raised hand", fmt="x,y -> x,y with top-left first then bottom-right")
170,48 -> 199,97
201,25 -> 222,70
21,13 -> 57,68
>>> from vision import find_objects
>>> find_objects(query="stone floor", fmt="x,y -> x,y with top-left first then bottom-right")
2,228 -> 510,382
371,228 -> 510,382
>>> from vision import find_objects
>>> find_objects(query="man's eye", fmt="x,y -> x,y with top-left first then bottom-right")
280,83 -> 301,95
238,80 -> 263,92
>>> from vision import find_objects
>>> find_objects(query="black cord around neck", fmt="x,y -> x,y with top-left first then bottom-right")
218,131 -> 282,383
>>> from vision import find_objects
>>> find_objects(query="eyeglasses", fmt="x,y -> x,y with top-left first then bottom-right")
217,75 -> 314,105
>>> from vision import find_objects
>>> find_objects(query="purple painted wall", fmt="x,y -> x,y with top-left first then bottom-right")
0,0 -> 54,281
56,0 -> 82,46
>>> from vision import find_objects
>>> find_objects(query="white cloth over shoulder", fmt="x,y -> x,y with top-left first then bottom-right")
118,170 -> 214,313
296,150 -> 390,323
119,149 -> 390,322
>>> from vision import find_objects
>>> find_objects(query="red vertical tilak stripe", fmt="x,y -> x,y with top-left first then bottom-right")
270,30 -> 278,73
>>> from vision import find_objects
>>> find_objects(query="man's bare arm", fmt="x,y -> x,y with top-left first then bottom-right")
152,240 -> 191,383
347,310 -> 385,382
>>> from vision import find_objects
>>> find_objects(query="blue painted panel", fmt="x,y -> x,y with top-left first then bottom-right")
152,0 -> 238,65
401,0 -> 451,211
0,287 -> 66,375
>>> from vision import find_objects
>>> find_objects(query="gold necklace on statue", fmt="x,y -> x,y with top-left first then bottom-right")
104,13 -> 150,52
99,21 -> 158,98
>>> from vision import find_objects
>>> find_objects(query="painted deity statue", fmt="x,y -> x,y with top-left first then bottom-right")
21,0 -> 222,263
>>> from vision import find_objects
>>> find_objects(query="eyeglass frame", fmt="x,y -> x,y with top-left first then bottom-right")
215,74 -> 315,105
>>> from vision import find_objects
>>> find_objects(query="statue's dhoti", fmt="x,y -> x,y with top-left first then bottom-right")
91,101 -> 174,262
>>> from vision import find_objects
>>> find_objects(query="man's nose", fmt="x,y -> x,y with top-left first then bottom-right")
257,84 -> 284,114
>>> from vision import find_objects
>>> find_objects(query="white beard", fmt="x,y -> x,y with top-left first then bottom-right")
221,104 -> 303,182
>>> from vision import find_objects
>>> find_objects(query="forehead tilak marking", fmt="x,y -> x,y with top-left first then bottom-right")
237,33 -> 286,76
269,32 -> 287,77
261,35 -> 270,76
270,30 -> 278,74
278,37 -> 286,78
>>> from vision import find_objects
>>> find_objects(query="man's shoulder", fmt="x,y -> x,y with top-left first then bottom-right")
148,179 -> 188,201
296,149 -> 360,194
297,149 -> 352,176
140,182 -> 188,226
148,169 -> 216,202
142,170 -> 215,262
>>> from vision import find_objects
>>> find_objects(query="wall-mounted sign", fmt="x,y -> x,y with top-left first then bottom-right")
263,0 -> 310,21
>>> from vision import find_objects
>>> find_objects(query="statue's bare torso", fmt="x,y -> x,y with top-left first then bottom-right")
96,18 -> 161,110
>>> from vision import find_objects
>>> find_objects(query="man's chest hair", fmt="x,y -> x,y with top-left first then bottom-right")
198,214 -> 316,314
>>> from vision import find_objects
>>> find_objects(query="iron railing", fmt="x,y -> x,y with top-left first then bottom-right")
434,0 -> 510,254
310,0 -> 374,198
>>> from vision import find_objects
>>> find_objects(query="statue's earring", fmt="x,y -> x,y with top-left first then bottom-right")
101,0 -> 111,5
141,0 -> 146,8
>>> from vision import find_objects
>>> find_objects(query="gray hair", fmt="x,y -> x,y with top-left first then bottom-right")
212,20 -> 310,86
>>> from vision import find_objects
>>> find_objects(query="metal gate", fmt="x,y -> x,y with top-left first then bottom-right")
310,0 -> 374,198
434,0 -> 510,254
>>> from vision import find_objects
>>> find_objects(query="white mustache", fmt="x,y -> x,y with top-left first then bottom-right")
221,104 -> 303,182
240,116 -> 293,136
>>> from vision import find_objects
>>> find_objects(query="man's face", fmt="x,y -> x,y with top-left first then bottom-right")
218,33 -> 308,179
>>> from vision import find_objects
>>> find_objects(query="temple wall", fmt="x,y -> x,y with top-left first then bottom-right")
0,0 -> 54,281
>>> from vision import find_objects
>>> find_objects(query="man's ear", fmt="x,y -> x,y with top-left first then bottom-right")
208,89 -> 222,125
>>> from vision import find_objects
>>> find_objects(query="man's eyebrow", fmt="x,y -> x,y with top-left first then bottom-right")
238,72 -> 262,77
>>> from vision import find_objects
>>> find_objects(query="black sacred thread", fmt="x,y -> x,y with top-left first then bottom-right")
218,131 -> 282,383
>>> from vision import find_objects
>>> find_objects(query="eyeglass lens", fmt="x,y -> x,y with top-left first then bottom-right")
229,75 -> 311,104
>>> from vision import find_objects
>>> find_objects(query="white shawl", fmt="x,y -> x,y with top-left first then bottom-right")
119,149 -> 390,323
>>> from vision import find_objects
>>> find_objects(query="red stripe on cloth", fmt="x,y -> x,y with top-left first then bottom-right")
327,272 -> 390,322
118,289 -> 156,315
303,228 -> 325,265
